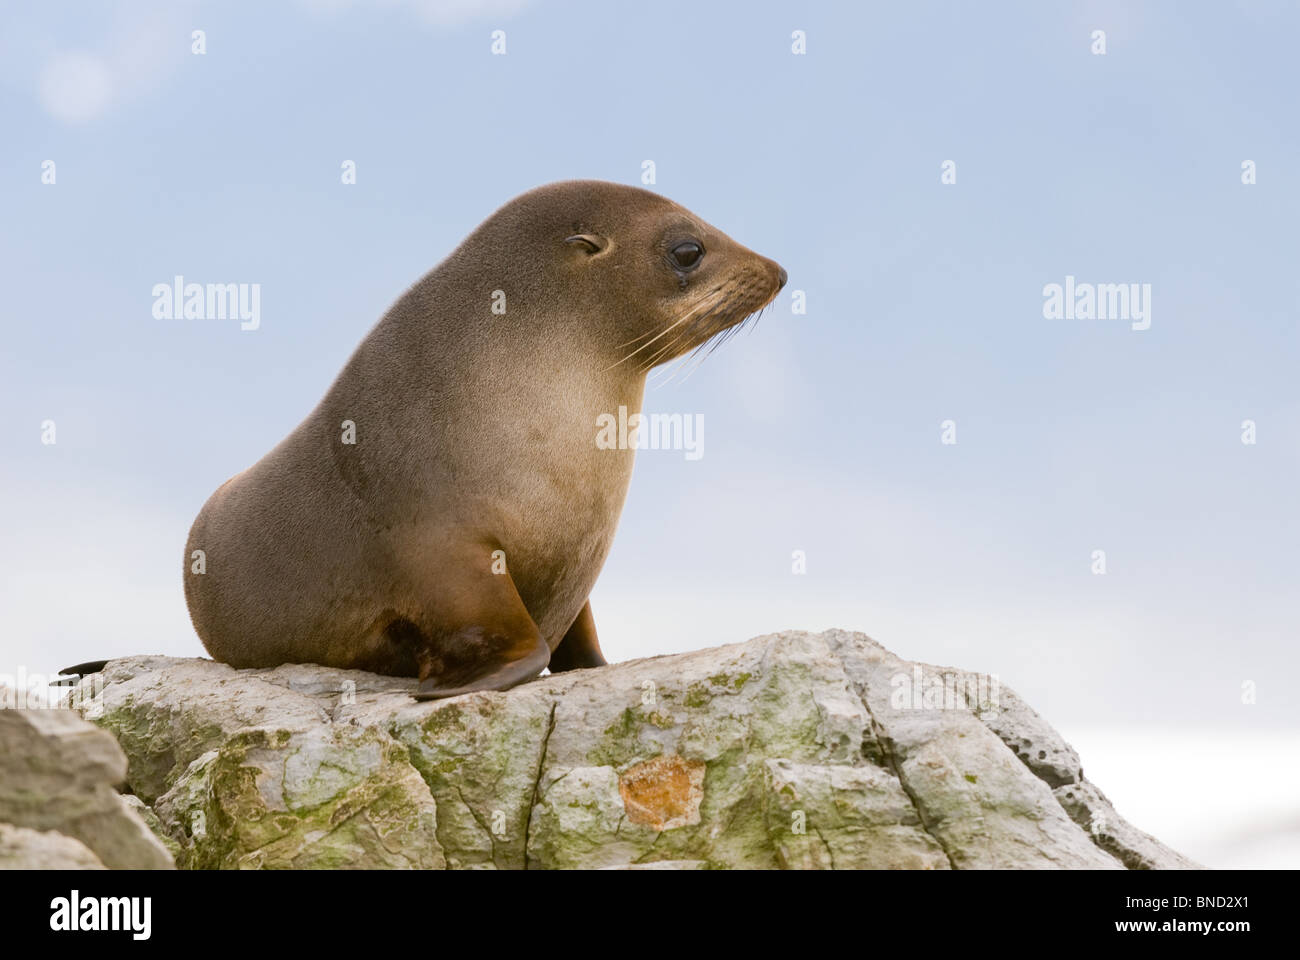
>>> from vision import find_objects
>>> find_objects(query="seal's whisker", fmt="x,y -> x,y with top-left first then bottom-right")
606,319 -> 689,370
674,303 -> 757,385
605,289 -> 721,370
615,324 -> 671,349
651,350 -> 701,388
648,340 -> 702,387
639,330 -> 692,373
615,289 -> 720,349
655,311 -> 731,386
645,322 -> 713,376
670,342 -> 715,385
640,289 -> 739,375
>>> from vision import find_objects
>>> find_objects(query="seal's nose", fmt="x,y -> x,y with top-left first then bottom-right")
776,266 -> 788,290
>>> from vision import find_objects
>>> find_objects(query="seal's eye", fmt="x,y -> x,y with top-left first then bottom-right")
670,241 -> 704,271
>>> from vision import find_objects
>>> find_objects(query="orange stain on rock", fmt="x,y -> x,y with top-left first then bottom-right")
618,755 -> 706,830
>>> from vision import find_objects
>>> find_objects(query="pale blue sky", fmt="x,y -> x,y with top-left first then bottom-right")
1,1 -> 1297,862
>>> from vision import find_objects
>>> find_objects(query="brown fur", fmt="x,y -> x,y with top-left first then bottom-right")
184,180 -> 785,697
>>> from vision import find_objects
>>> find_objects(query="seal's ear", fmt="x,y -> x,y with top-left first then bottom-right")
563,233 -> 608,256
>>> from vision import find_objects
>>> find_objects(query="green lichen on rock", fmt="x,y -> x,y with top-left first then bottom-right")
154,727 -> 442,869
684,683 -> 712,708
587,706 -> 642,767
708,671 -> 752,691
389,686 -> 553,869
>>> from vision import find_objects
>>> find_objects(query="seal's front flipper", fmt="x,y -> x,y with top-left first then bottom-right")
413,626 -> 549,700
412,553 -> 550,701
547,601 -> 607,672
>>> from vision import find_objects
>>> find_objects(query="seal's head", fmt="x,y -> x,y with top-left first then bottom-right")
467,180 -> 786,374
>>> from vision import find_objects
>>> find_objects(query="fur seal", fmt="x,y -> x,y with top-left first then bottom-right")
184,180 -> 786,699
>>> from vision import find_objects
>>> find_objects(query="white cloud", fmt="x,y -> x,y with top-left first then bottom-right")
38,53 -> 114,124
28,0 -> 531,124
32,3 -> 193,125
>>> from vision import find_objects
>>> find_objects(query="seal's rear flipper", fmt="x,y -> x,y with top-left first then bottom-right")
50,660 -> 110,686
547,600 -> 607,672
